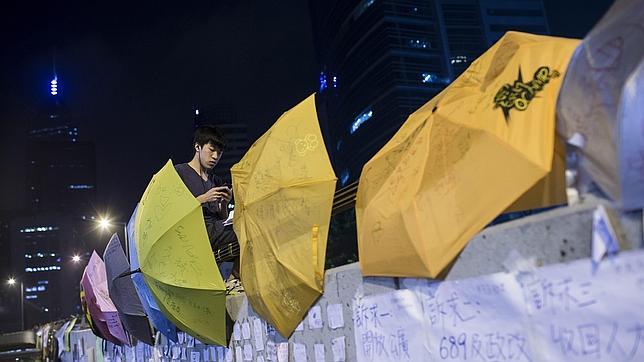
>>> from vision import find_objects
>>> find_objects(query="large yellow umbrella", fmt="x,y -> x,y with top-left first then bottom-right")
356,32 -> 579,278
134,160 -> 227,345
231,94 -> 336,337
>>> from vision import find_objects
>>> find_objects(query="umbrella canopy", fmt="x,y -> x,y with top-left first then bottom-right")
80,251 -> 129,345
103,233 -> 155,346
79,287 -> 103,340
557,0 -> 644,210
134,160 -> 228,346
231,93 -> 337,337
127,204 -> 178,343
356,32 -> 579,278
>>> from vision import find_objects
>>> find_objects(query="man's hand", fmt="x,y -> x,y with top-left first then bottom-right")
197,186 -> 232,204
219,185 -> 233,203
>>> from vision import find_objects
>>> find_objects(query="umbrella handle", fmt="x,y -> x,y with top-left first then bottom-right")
116,268 -> 141,279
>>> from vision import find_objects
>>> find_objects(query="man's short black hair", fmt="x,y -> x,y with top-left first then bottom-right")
194,125 -> 227,151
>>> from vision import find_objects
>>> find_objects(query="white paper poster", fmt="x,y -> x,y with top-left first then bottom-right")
327,303 -> 345,330
242,344 -> 252,361
293,343 -> 307,362
518,250 -> 644,361
253,318 -> 265,351
314,343 -> 325,362
277,342 -> 289,362
242,321 -> 251,340
308,305 -> 324,330
353,289 -> 429,361
331,336 -> 345,362
404,272 -> 532,361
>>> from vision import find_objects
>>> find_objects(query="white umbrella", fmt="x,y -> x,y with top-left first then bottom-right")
557,0 -> 644,210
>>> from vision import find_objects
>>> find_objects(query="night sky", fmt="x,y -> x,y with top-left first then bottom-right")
0,0 -> 614,222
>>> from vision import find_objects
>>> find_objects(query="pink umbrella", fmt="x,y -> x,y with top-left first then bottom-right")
80,251 -> 129,345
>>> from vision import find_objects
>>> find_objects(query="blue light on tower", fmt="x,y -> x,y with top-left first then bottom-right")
50,77 -> 58,96
319,71 -> 328,92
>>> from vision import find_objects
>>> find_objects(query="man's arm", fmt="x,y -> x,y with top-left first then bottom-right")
197,186 -> 232,220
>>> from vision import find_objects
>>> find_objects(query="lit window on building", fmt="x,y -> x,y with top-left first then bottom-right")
351,109 -> 373,134
19,226 -> 59,233
319,72 -> 328,92
421,72 -> 449,84
450,55 -> 468,64
409,39 -> 429,49
340,169 -> 350,186
25,295 -> 38,300
68,184 -> 94,189
25,266 -> 62,272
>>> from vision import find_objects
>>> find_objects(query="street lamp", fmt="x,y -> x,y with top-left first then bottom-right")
98,217 -> 111,231
96,215 -> 129,259
72,254 -> 81,263
6,277 -> 24,331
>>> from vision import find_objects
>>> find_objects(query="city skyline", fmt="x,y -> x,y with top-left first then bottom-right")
0,0 -> 615,332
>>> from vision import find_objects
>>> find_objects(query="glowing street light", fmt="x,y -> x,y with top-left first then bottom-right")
98,217 -> 111,231
96,214 -> 130,259
72,255 -> 81,263
5,277 -> 24,330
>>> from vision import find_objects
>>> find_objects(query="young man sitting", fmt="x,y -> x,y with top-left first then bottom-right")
175,125 -> 241,291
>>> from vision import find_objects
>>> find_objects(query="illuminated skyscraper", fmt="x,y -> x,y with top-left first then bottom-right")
310,0 -> 547,186
6,72 -> 97,330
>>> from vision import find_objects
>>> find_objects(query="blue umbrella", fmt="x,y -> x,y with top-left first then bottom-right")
127,204 -> 178,343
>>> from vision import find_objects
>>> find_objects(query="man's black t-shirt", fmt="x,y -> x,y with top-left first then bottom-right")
174,163 -> 227,246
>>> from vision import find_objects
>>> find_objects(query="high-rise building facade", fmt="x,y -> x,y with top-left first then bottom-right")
310,0 -> 547,186
479,0 -> 549,45
9,214 -> 93,329
311,0 -> 489,186
5,74 -> 97,330
310,0 -> 549,268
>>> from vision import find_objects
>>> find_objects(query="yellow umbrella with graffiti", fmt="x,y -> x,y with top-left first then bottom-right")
357,32 -> 579,277
231,94 -> 336,337
134,160 -> 227,345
